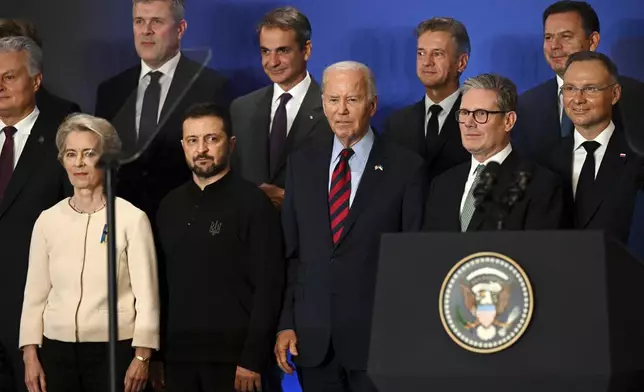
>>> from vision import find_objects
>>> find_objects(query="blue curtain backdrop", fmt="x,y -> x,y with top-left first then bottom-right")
3,0 -> 642,390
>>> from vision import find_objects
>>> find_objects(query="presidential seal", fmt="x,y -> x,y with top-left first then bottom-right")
439,252 -> 533,354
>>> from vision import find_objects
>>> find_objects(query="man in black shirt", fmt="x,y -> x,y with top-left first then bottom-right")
155,102 -> 285,392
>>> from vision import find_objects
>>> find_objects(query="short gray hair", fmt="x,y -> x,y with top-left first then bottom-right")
322,61 -> 377,100
0,36 -> 42,76
462,73 -> 518,112
416,17 -> 471,56
133,0 -> 185,22
257,7 -> 312,49
56,114 -> 122,160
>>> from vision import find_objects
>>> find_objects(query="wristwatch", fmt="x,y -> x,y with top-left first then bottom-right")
135,355 -> 150,364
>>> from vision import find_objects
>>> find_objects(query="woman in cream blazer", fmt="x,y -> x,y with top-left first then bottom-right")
19,114 -> 159,392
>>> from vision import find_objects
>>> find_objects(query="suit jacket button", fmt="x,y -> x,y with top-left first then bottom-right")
330,258 -> 337,264
142,170 -> 148,177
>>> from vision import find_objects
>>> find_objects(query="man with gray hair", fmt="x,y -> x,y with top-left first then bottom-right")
424,73 -> 564,231
275,61 -> 425,391
383,17 -> 471,185
95,0 -> 229,224
0,36 -> 71,392
231,6 -> 331,210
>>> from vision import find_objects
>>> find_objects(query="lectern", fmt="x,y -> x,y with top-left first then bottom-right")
367,231 -> 644,392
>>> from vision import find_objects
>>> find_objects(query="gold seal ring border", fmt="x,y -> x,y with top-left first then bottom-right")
438,251 -> 534,354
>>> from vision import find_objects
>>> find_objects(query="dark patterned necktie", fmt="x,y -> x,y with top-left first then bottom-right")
0,126 -> 17,201
329,148 -> 354,244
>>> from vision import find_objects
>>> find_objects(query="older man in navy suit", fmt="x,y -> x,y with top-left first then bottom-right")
274,61 -> 426,392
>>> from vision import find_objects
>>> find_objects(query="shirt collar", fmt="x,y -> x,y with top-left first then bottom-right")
573,121 -> 615,151
556,75 -> 564,95
469,142 -> 513,177
424,88 -> 461,116
331,127 -> 375,165
140,51 -> 182,81
272,72 -> 311,103
0,106 -> 39,136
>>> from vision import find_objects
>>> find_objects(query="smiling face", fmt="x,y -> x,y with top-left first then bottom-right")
543,11 -> 599,77
416,30 -> 468,90
61,131 -> 104,191
562,59 -> 620,137
133,0 -> 186,69
259,26 -> 310,91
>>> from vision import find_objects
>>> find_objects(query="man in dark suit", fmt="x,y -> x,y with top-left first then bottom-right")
382,17 -> 470,184
274,61 -> 426,392
424,74 -> 564,232
0,36 -> 70,392
231,7 -> 331,209
545,51 -> 644,245
513,0 -> 644,160
95,0 -> 228,220
0,18 -> 81,114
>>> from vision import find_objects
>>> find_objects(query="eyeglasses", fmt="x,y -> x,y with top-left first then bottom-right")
455,109 -> 508,124
560,83 -> 617,96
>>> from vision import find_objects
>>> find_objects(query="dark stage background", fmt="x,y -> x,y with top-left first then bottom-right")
3,0 -> 643,390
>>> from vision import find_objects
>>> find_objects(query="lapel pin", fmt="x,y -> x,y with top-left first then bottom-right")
620,153 -> 627,158
309,115 -> 313,120
38,136 -> 44,144
375,164 -> 383,171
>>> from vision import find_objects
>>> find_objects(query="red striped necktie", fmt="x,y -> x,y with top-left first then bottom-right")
329,148 -> 354,244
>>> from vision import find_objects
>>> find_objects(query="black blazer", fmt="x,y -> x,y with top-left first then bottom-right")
513,75 -> 644,160
424,150 -> 564,231
382,95 -> 470,183
544,127 -> 644,243
279,133 -> 426,370
230,79 -> 332,189
0,108 -> 69,392
94,54 -> 229,219
36,87 -> 81,115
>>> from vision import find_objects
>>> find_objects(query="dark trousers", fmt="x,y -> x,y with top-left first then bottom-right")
39,337 -> 133,392
0,341 -> 16,392
165,362 -> 237,392
296,341 -> 377,392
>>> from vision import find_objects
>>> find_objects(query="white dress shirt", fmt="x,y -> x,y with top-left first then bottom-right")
424,88 -> 461,135
135,51 -> 182,136
460,143 -> 513,214
0,106 -> 40,168
328,128 -> 375,207
572,121 -> 615,198
270,72 -> 312,135
557,75 -> 564,121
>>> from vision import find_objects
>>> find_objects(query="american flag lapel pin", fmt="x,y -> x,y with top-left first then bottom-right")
620,153 -> 627,158
375,164 -> 383,171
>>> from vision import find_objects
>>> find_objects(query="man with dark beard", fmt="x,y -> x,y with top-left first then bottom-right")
154,102 -> 285,392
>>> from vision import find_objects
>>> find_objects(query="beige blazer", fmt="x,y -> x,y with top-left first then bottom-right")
19,197 -> 159,350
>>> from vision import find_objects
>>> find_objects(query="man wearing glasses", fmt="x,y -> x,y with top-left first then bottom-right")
512,0 -> 644,161
544,51 -> 644,243
423,73 -> 564,231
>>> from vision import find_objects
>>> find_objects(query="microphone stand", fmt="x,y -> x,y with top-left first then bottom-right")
99,47 -> 212,392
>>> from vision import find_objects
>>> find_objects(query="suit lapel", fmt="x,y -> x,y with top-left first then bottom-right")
446,164 -> 470,231
577,129 -> 628,227
0,112 -> 53,219
250,87 -> 273,182
159,55 -> 193,128
546,78 -> 564,140
411,100 -> 426,155
334,136 -> 387,247
111,68 -> 139,156
270,80 -> 324,181
310,140 -> 334,249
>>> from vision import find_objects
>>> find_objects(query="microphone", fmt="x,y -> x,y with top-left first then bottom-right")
473,161 -> 501,210
497,163 -> 533,229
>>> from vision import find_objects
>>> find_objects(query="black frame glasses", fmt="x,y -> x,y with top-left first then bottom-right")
455,109 -> 508,124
